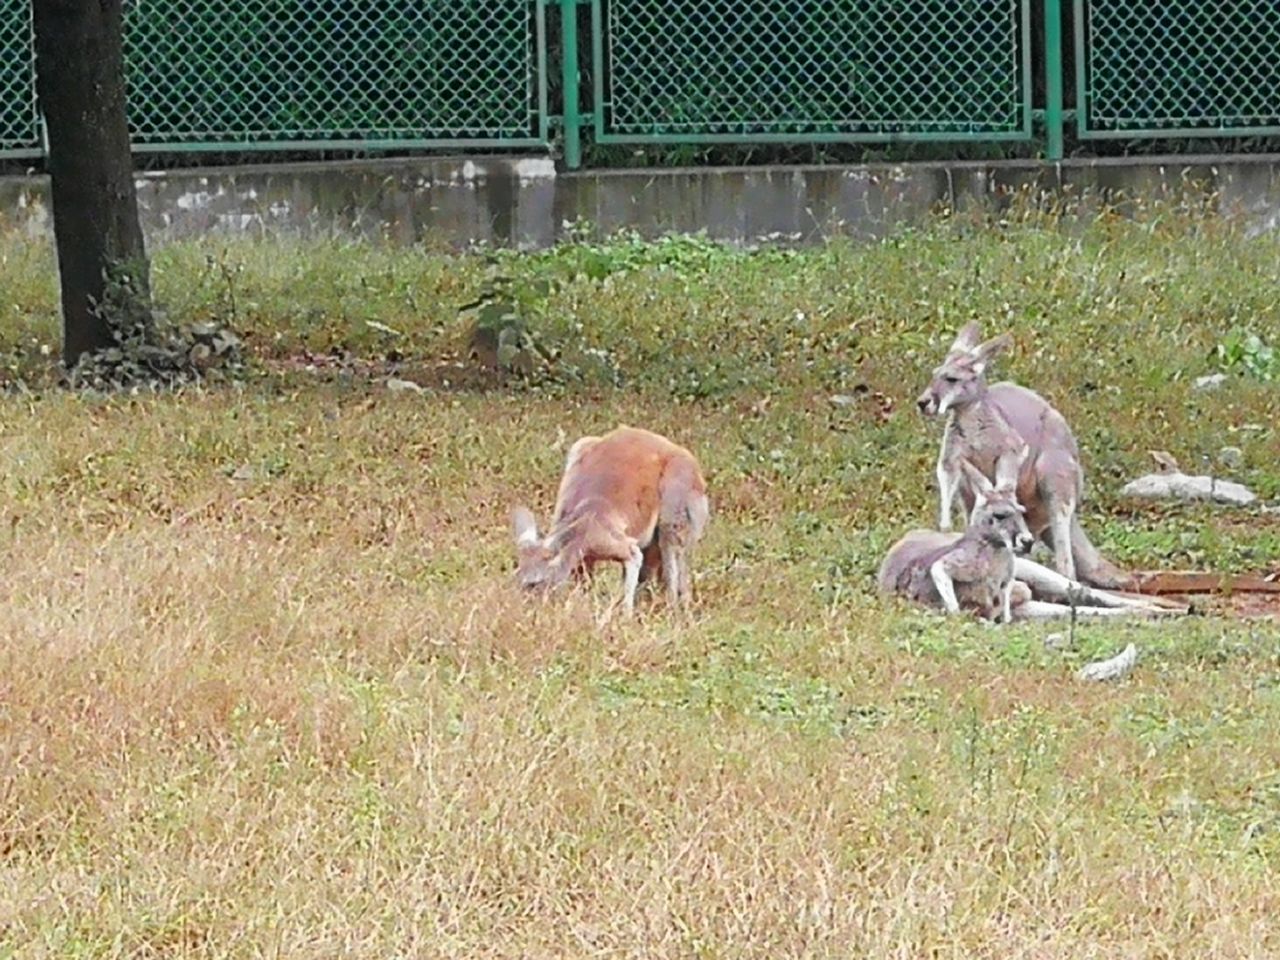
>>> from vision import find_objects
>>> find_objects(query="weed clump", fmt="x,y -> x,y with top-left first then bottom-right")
66,316 -> 244,392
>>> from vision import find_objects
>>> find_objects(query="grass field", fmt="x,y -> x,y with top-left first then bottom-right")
2,199 -> 1280,957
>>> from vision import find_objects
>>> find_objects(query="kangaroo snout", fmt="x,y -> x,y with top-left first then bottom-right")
1015,532 -> 1035,554
916,391 -> 937,415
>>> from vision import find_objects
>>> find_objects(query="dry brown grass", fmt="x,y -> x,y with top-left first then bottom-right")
1,209 -> 1280,956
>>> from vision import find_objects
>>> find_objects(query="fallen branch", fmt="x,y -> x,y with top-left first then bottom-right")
1121,472 -> 1257,506
1121,451 -> 1257,506
1128,571 -> 1280,596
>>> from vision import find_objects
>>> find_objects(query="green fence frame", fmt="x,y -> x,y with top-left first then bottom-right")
1074,0 -> 1280,139
587,0 -> 1034,146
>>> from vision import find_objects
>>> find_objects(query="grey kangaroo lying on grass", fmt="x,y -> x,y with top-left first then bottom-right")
878,449 -> 1178,621
878,456 -> 1033,622
916,321 -> 1129,589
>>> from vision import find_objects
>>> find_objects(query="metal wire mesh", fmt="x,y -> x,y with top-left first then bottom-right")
1078,0 -> 1280,136
5,0 -> 1278,160
593,0 -> 1031,141
0,0 -> 38,157
122,0 -> 547,150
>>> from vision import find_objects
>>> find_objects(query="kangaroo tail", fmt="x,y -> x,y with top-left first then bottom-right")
1070,517 -> 1131,590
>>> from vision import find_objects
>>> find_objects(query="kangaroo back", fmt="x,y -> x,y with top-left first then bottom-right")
877,530 -> 958,596
880,531 -> 1007,618
958,382 -> 1082,528
554,429 -> 664,540
983,383 -> 1124,586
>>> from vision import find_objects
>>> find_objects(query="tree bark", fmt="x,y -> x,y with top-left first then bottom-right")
33,0 -> 151,367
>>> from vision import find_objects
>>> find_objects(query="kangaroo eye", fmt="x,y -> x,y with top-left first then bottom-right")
944,375 -> 961,384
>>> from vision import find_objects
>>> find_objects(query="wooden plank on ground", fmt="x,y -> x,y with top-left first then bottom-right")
1100,590 -> 1192,611
1128,571 -> 1280,595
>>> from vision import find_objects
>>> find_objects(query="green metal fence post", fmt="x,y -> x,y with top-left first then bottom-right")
1043,0 -> 1064,160
559,0 -> 582,169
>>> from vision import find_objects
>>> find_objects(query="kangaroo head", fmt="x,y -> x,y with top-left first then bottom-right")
960,454 -> 1034,555
510,506 -> 573,592
917,322 -> 1013,417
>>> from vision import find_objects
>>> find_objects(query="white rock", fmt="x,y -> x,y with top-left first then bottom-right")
366,319 -> 403,337
386,378 -> 425,394
1192,373 -> 1227,391
1077,643 -> 1138,682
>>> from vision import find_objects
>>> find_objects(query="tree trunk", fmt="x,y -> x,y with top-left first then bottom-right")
33,0 -> 151,367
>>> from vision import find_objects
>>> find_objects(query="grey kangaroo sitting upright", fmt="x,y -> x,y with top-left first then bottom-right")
916,321 -> 1128,589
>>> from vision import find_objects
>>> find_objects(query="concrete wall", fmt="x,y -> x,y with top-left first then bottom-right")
2,155 -> 1279,249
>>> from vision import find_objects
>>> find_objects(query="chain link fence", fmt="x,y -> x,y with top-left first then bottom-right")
591,0 -> 1032,143
0,0 -> 38,158
3,0 -> 1280,161
124,0 -> 548,150
0,0 -> 548,158
1076,0 -> 1280,137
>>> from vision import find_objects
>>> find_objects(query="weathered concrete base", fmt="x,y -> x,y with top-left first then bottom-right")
2,154 -> 1280,249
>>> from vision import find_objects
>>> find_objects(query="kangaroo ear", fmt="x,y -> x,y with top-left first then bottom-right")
961,460 -> 995,497
970,332 -> 1013,372
511,506 -> 540,547
948,321 -> 983,356
545,520 -> 580,553
995,444 -> 1030,491
1014,443 -> 1031,471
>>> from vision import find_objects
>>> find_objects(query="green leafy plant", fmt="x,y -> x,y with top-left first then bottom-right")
1214,330 -> 1278,381
458,269 -> 560,379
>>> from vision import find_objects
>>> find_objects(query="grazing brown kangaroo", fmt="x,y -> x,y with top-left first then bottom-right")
511,426 -> 709,616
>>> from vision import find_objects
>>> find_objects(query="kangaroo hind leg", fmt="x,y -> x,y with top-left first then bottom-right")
1047,498 -> 1077,582
658,460 -> 708,609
